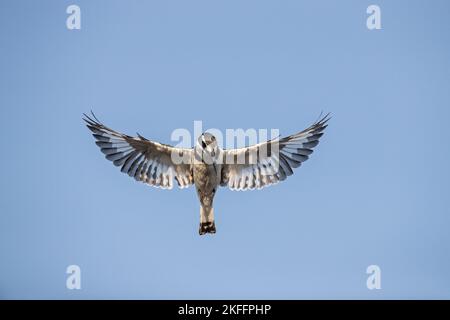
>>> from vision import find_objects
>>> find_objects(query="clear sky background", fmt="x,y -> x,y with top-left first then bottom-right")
0,0 -> 449,299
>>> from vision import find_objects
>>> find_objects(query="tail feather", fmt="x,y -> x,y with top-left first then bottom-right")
199,221 -> 216,235
199,206 -> 215,235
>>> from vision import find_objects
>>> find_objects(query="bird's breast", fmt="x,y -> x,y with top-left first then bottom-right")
193,163 -> 221,192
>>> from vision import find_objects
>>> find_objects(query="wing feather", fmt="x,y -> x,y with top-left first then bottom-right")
83,113 -> 194,190
220,114 -> 329,191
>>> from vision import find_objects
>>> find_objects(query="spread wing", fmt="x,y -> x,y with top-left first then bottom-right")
220,114 -> 330,191
83,113 -> 194,189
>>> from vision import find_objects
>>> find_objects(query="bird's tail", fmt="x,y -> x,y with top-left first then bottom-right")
199,206 -> 216,235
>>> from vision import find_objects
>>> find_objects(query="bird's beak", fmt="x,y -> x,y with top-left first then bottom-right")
206,145 -> 216,157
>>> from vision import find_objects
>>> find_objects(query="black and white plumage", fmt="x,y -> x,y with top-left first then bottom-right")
83,113 -> 194,190
220,116 -> 329,190
83,112 -> 330,235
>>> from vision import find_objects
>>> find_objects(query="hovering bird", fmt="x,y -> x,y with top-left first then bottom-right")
83,113 -> 329,235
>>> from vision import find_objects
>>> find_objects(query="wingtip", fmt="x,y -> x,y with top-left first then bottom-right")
316,112 -> 331,127
90,110 -> 101,122
82,110 -> 103,127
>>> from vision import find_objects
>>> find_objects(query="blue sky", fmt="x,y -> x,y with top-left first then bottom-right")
0,0 -> 449,299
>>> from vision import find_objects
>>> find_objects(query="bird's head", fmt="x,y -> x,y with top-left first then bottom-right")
196,132 -> 219,158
